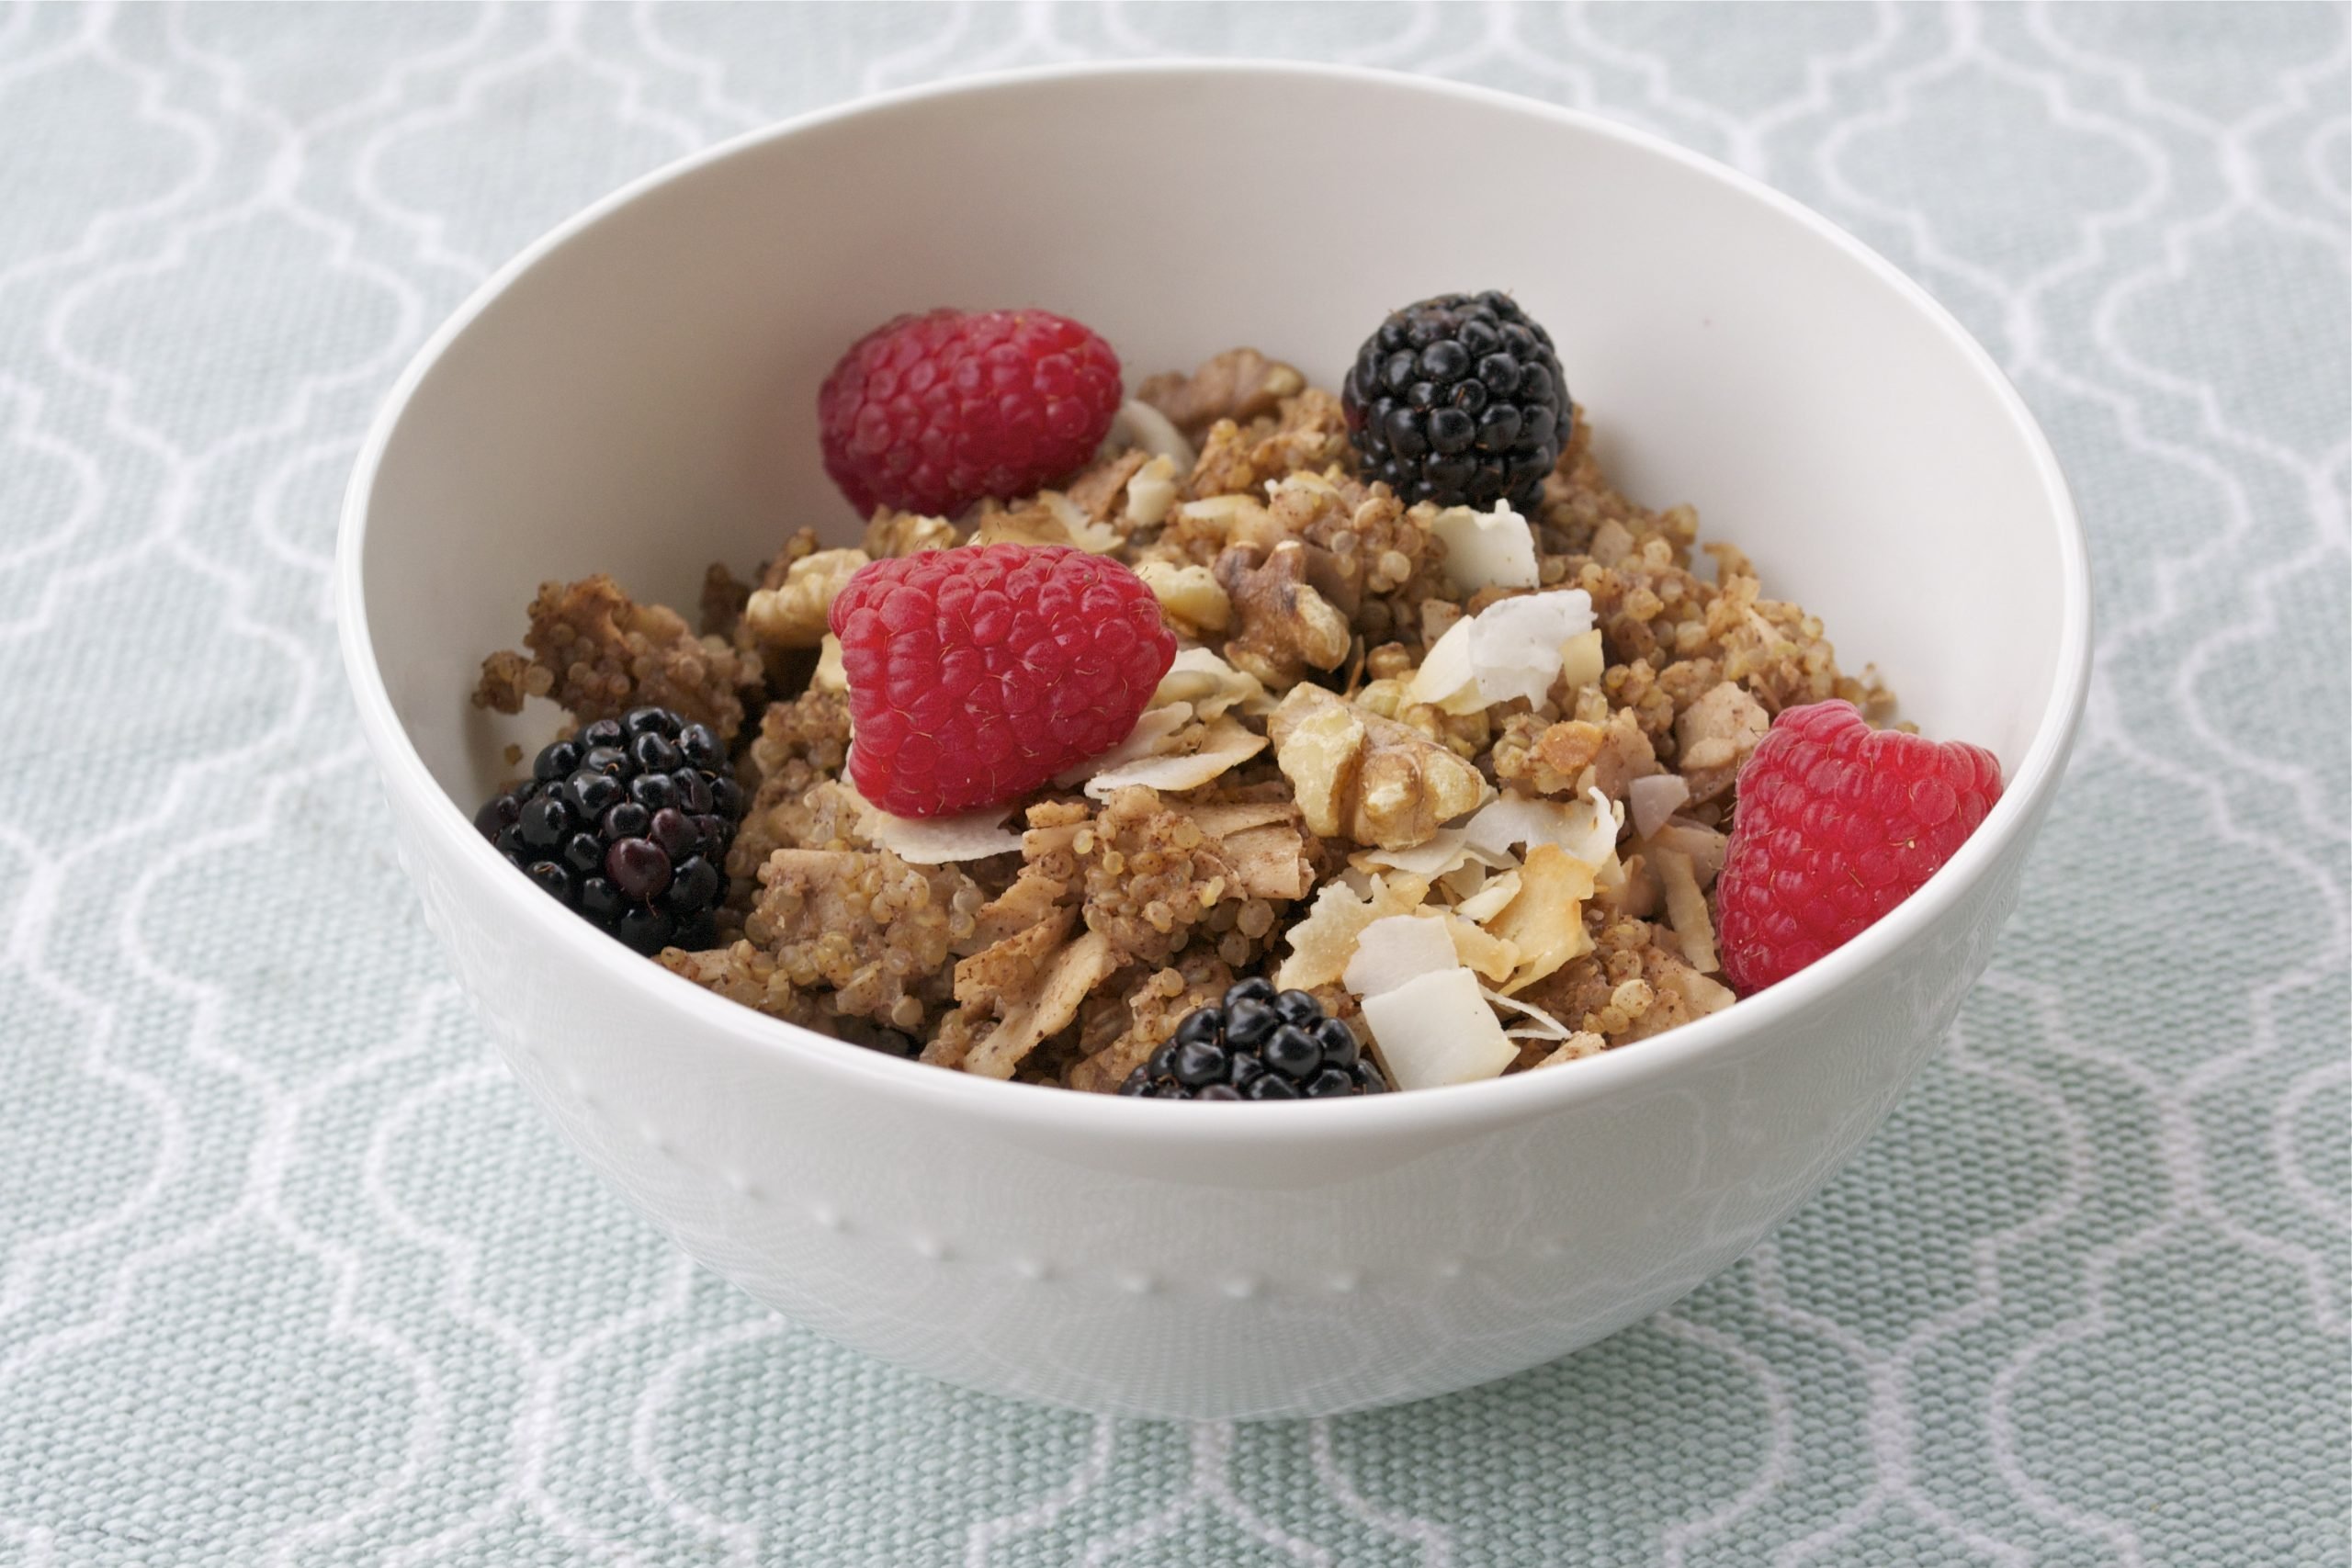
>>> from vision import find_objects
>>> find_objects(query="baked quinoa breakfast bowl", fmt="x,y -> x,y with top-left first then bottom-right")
337,65 -> 2088,1418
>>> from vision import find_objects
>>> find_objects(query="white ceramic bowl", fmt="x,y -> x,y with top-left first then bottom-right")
338,63 -> 2088,1419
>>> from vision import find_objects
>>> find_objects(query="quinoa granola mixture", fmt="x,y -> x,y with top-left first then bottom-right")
474,345 -> 1894,1091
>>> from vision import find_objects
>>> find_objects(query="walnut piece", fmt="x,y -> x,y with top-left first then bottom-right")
741,548 -> 869,652
1136,347 -> 1306,440
1268,684 -> 1487,852
862,509 -> 958,558
1134,560 -> 1232,637
700,562 -> 752,638
1216,540 -> 1351,689
471,573 -> 763,739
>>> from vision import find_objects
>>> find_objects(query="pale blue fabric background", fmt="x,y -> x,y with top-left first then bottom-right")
2,4 -> 2346,1563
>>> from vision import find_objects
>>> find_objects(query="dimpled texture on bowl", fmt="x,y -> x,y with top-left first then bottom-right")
339,64 -> 2087,1419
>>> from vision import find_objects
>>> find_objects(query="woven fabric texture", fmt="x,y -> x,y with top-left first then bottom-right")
2,4 -> 2345,1563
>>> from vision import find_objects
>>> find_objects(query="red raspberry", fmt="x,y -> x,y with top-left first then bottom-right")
829,544 -> 1177,818
1715,701 -> 2003,994
818,308 -> 1124,518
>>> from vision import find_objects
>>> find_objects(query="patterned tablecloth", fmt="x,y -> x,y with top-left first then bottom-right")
3,4 -> 2345,1563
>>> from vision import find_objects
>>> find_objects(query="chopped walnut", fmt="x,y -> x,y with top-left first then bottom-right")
471,574 -> 763,739
1216,540 -> 1351,689
862,509 -> 959,558
1268,684 -> 1487,852
1136,347 -> 1306,440
741,548 -> 869,653
700,562 -> 752,638
1134,559 -> 1232,637
752,527 -> 823,591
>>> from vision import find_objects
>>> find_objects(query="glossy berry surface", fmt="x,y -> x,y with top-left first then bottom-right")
817,307 -> 1124,517
472,706 -> 744,954
1340,290 -> 1569,512
829,543 -> 1177,818
1715,701 -> 2003,994
1119,977 -> 1388,1100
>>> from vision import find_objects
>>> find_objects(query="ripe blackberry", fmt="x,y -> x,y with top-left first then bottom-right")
472,706 -> 745,954
1340,290 -> 1569,512
1119,978 -> 1388,1100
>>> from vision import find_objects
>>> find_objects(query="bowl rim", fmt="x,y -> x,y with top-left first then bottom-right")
337,58 -> 2091,1145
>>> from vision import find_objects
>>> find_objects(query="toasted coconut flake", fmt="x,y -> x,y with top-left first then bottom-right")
1464,590 -> 1596,709
1343,914 -> 1461,998
1484,987 -> 1583,1047
1629,773 -> 1691,840
1359,966 -> 1517,1089
1405,616 -> 1482,712
1152,646 -> 1266,718
1439,911 -> 1520,981
1452,868 -> 1522,924
1489,843 -> 1598,994
1222,823 -> 1313,900
1352,827 -> 1488,881
854,793 -> 1023,864
1657,962 -> 1736,1017
1437,861 -> 1488,903
1430,500 -> 1540,592
1081,715 -> 1264,799
1044,491 -> 1124,554
955,908 -> 1075,1010
1272,873 -> 1430,991
1125,454 -> 1181,527
1055,704 -> 1193,786
1530,1032 -> 1609,1066
1559,628 -> 1605,694
1105,400 -> 1197,472
1177,799 -> 1294,838
1655,848 -> 1720,974
1464,787 -> 1622,875
1403,589 -> 1595,712
1651,818 -> 1728,883
963,929 -> 1117,1080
